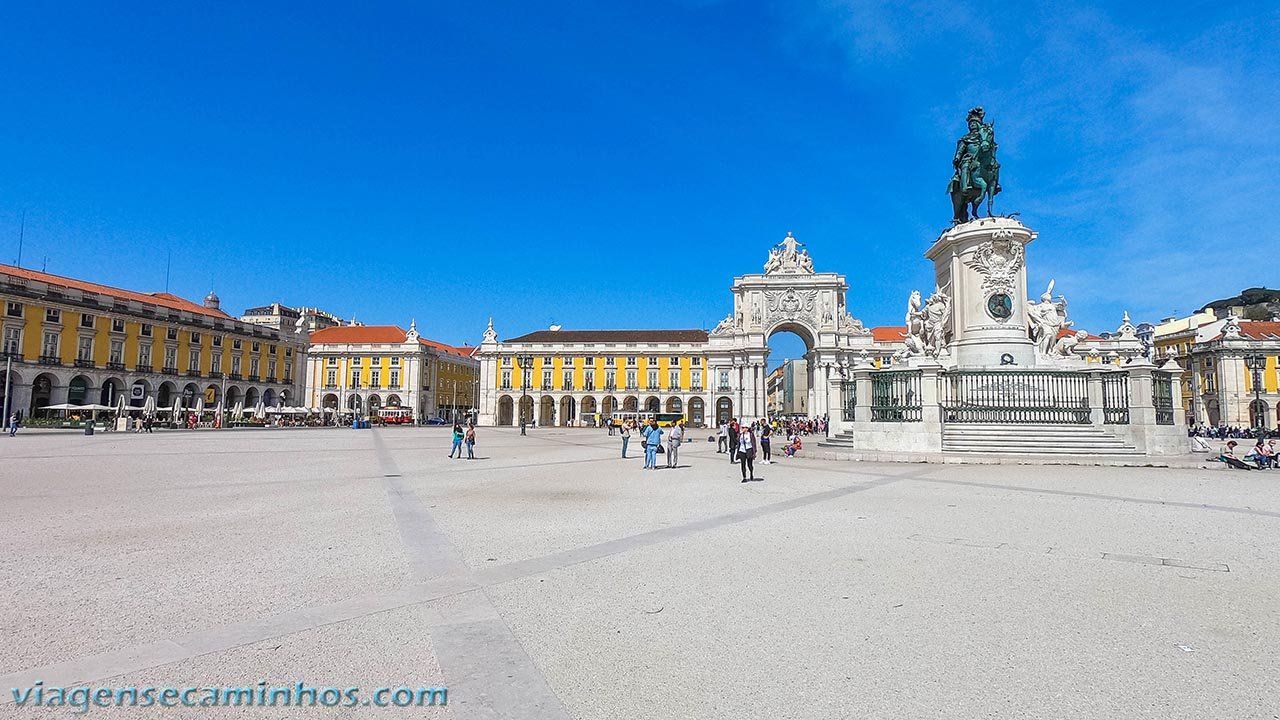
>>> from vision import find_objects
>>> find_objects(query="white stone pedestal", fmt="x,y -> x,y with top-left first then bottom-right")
925,217 -> 1038,368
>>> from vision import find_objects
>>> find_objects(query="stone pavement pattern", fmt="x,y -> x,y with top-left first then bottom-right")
1,427 -> 1278,719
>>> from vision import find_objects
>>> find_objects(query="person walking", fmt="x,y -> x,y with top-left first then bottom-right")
666,420 -> 684,468
464,423 -> 476,460
448,423 -> 464,458
643,418 -> 663,470
717,421 -> 728,453
760,421 -> 772,464
728,419 -> 740,463
8,413 -> 17,437
621,419 -> 632,458
738,424 -> 758,482
607,417 -> 615,436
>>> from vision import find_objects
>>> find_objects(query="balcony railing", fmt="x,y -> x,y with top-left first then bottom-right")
541,383 -> 553,390
266,376 -> 277,384
229,372 -> 242,380
74,358 -> 96,368
248,374 -> 260,382
208,371 -> 223,379
186,369 -> 202,377
38,354 -> 62,365
107,361 -> 126,371
136,363 -> 152,373
323,384 -> 338,389
161,366 -> 179,376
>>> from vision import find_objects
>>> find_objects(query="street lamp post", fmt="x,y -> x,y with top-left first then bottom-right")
517,354 -> 532,435
1244,354 -> 1266,437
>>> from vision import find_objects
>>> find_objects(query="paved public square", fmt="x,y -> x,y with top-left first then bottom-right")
2,427 -> 1278,719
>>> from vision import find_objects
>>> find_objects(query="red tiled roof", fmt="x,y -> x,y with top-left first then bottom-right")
504,329 -> 710,344
1057,328 -> 1102,341
1237,321 -> 1280,340
309,325 -> 474,358
417,337 -> 473,358
0,263 -> 232,320
310,325 -> 408,344
871,326 -> 907,342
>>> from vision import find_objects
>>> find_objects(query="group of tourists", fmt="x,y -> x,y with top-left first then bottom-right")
447,422 -> 478,460
1218,438 -> 1278,470
619,418 -> 686,469
1192,424 -> 1280,440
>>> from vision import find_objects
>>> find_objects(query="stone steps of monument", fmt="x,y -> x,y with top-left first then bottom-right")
941,424 -> 1138,454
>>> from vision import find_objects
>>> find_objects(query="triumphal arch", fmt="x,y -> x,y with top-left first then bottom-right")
703,232 -> 880,422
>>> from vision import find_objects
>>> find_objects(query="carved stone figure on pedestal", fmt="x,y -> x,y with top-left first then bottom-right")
711,315 -> 736,336
1052,329 -> 1087,357
923,288 -> 952,357
763,232 -> 814,275
948,107 -> 1002,224
1027,280 -> 1072,356
904,290 -> 927,355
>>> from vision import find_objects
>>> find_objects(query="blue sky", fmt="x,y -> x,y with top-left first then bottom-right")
1,1 -> 1276,365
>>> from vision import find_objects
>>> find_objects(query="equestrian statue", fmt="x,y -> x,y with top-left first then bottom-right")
948,106 -> 1002,224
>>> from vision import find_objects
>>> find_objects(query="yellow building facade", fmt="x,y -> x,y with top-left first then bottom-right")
304,322 -> 479,422
0,263 -> 303,419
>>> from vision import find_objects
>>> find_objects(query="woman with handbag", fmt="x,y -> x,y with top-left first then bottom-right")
738,424 -> 758,482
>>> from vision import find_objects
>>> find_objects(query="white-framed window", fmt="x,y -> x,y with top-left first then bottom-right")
250,358 -> 260,377
211,353 -> 222,374
327,356 -> 338,366
77,335 -> 94,361
691,369 -> 702,388
605,357 -> 615,366
626,369 -> 637,388
669,356 -> 680,365
138,342 -> 152,367
325,369 -> 336,386
109,339 -> 123,364
268,359 -> 277,378
501,369 -> 512,389
542,369 -> 552,388
79,314 -> 95,329
111,318 -> 125,333
349,368 -> 361,387
45,308 -> 61,324
42,331 -> 59,357
585,370 -> 595,390
626,356 -> 636,366
603,369 -> 615,388
188,349 -> 201,372
190,331 -> 201,344
647,369 -> 658,388
389,369 -> 400,388
370,369 -> 380,388
692,357 -> 702,366
231,355 -> 241,374
212,335 -> 222,347
164,346 -> 177,369
648,356 -> 658,365
669,370 -> 680,388
140,323 -> 152,337
562,370 -> 573,389
391,357 -> 400,367
3,326 -> 21,354
166,327 -> 178,340
5,302 -> 21,318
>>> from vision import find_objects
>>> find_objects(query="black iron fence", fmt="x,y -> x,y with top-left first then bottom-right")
1101,372 -> 1130,425
870,370 -> 921,422
841,380 -> 856,421
1153,371 -> 1175,425
940,370 -> 1090,424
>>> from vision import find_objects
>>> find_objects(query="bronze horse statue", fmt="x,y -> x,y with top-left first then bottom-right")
948,107 -> 1002,224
